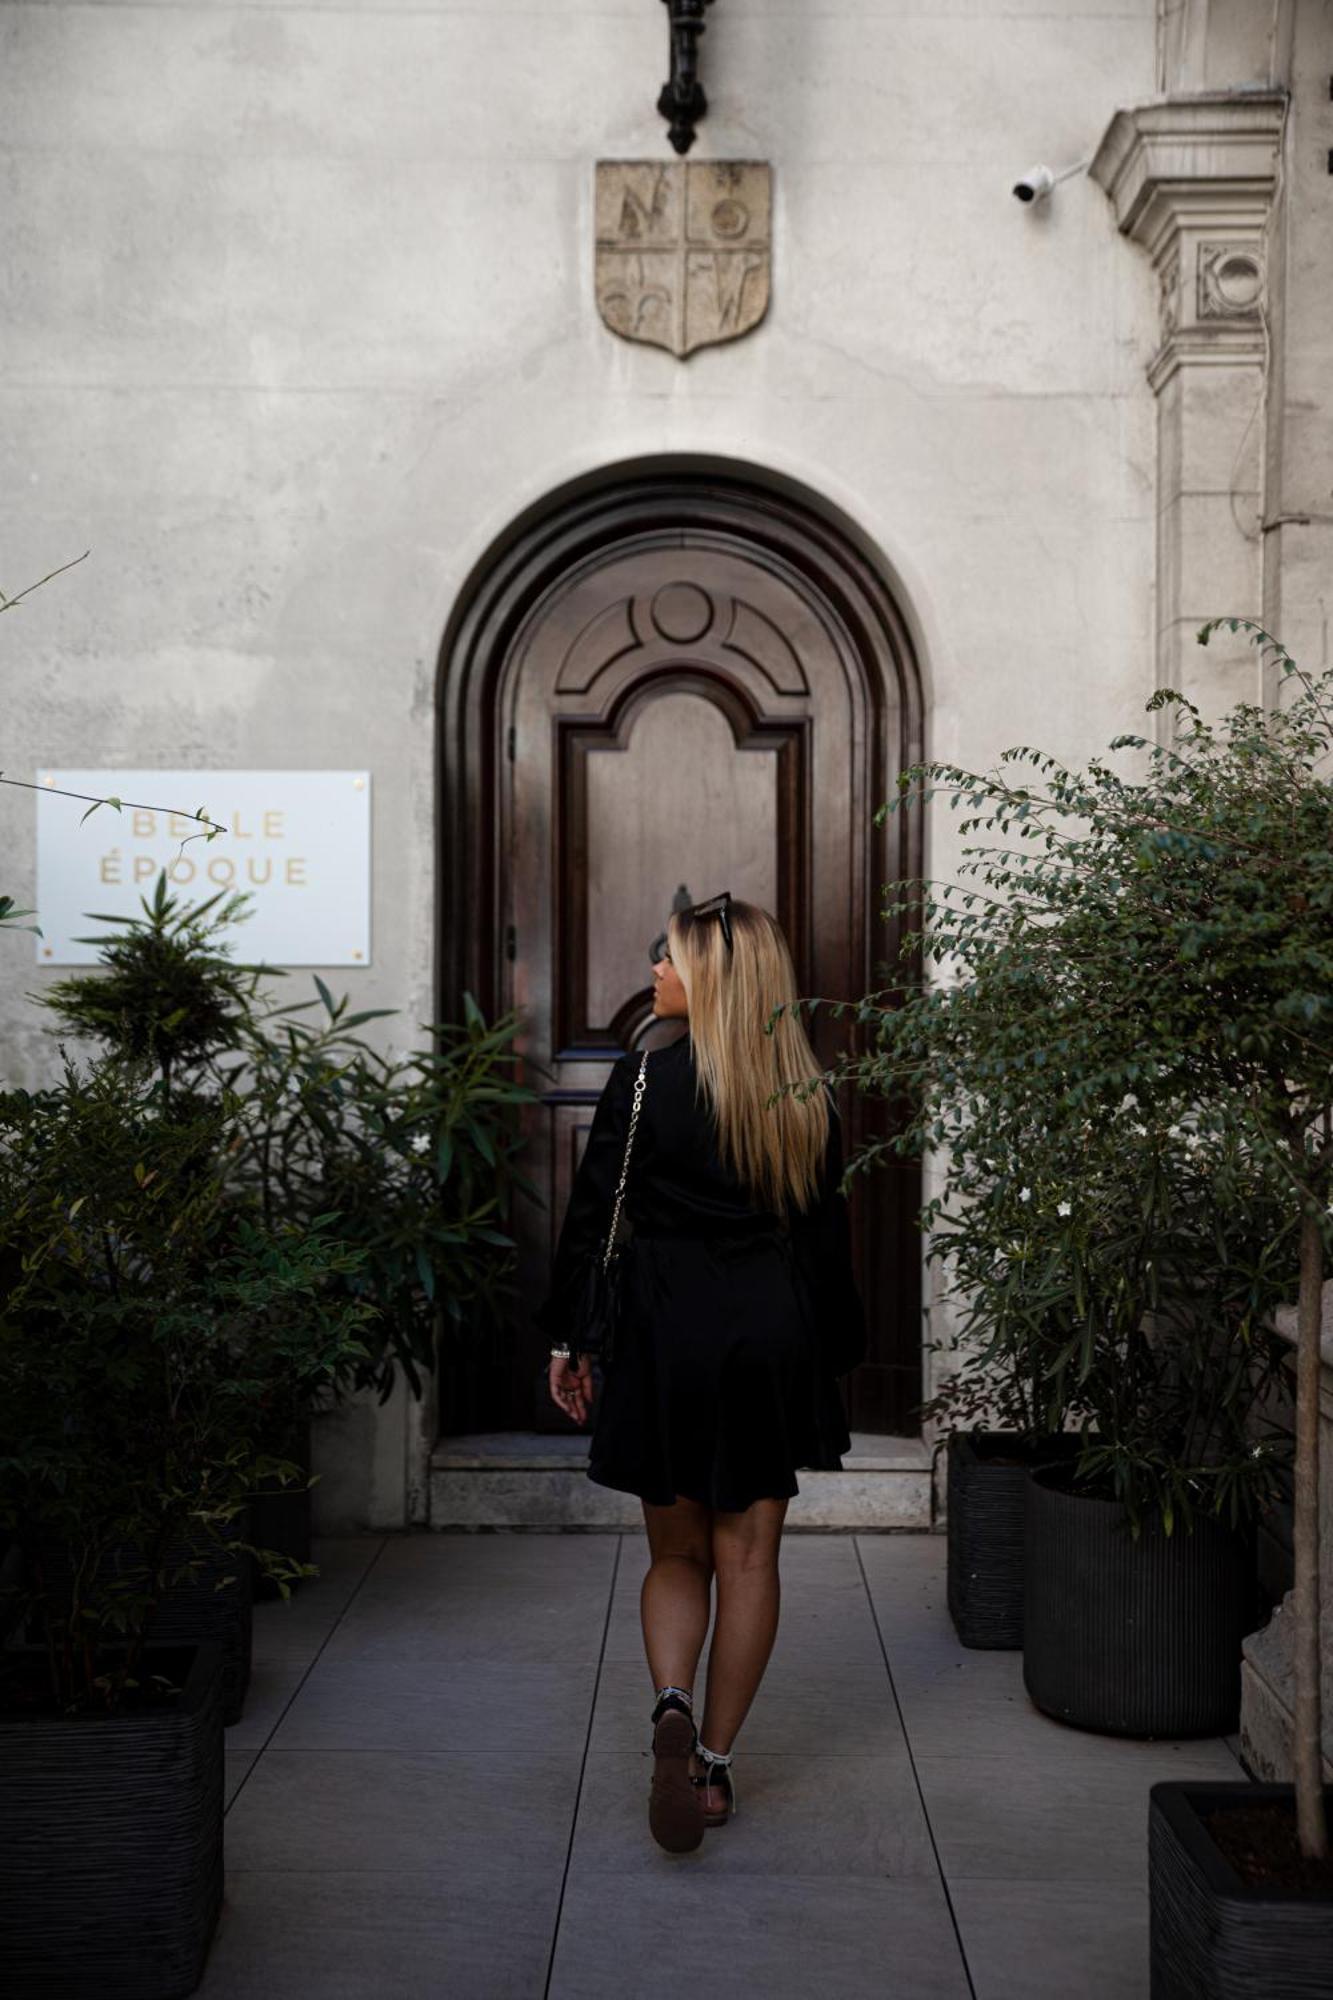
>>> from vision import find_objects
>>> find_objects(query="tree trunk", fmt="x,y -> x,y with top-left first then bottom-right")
1294,1206 -> 1328,1859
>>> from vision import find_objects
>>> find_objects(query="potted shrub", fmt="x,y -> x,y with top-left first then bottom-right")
812,896 -> 1292,1669
907,1107 -> 1093,1649
34,873 -> 536,1577
31,872 -> 328,1595
218,977 -> 535,1410
843,618 -> 1332,1974
0,1052 -> 373,1995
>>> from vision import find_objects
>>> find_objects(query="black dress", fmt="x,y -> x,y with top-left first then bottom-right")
535,1033 -> 868,1512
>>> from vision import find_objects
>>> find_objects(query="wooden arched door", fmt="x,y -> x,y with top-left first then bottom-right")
438,465 -> 923,1437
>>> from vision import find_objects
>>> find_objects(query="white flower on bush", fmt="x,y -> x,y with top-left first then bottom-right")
1057,1201 -> 1072,1217
409,1132 -> 431,1155
1019,1186 -> 1032,1203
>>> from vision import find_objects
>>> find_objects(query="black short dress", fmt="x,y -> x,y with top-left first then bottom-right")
535,1034 -> 868,1513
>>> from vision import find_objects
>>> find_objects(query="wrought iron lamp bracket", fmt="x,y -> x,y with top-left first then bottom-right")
657,0 -> 714,156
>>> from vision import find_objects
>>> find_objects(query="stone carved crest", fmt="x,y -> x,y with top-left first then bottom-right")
595,161 -> 771,358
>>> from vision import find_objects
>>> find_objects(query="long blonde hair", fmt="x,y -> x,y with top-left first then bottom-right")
667,899 -> 831,1215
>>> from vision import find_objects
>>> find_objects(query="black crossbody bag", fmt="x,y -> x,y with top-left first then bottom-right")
570,1050 -> 648,1368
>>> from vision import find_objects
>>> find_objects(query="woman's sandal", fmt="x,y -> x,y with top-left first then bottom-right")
648,1686 -> 705,1854
691,1742 -> 738,1826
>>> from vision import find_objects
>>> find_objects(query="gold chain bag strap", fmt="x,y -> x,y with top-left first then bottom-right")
572,1050 -> 648,1368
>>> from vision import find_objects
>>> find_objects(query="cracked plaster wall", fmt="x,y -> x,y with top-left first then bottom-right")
1,0 -> 1169,1526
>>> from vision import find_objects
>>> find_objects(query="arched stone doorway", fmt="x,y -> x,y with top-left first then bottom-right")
437,459 -> 925,1440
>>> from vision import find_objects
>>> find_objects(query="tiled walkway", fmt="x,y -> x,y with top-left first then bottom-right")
206,1529 -> 1245,1999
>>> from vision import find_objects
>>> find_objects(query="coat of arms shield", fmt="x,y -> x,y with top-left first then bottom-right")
595,161 -> 771,359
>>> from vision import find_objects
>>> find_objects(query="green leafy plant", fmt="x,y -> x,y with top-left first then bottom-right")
818,617 -> 1330,1858
0,1054 -> 373,1715
217,983 -> 538,1402
36,871 -> 538,1404
33,870 -> 274,1099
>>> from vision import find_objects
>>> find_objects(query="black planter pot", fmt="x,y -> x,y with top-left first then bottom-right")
946,1427 -> 1086,1649
1149,1781 -> 1333,1998
26,1510 -> 253,1727
247,1415 -> 314,1602
0,1639 -> 225,1999
1024,1462 -> 1259,1736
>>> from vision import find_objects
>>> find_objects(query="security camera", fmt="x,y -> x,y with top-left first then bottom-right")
1013,165 -> 1055,203
1012,159 -> 1088,203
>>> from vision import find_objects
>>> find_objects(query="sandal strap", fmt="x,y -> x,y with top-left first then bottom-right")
651,1685 -> 696,1730
692,1740 -> 737,1812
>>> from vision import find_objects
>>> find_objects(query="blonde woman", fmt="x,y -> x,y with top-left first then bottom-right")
539,893 -> 867,1855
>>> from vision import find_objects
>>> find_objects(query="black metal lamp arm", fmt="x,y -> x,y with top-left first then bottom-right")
657,0 -> 714,156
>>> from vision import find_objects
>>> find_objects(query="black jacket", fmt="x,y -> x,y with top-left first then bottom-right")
535,1033 -> 867,1379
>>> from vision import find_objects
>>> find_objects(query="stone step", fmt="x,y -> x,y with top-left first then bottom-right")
429,1431 -> 935,1531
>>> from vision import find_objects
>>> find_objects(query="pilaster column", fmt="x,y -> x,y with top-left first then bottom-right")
1091,94 -> 1285,723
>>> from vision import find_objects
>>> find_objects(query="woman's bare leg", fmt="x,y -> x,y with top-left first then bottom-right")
639,1495 -> 715,1701
696,1496 -> 788,1805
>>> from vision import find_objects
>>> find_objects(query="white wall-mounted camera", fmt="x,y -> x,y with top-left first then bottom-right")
1012,159 -> 1088,204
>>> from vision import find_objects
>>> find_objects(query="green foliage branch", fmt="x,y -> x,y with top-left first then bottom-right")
788,618 -> 1329,1856
33,872 -> 538,1405
0,1054 -> 373,1715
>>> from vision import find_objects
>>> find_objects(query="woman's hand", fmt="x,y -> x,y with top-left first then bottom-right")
548,1352 -> 595,1426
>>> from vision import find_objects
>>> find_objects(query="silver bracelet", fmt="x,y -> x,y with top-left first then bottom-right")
549,1343 -> 571,1360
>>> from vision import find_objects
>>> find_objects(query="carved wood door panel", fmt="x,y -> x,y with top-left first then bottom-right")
438,471 -> 923,1441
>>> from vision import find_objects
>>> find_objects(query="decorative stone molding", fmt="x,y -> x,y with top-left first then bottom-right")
1090,93 -> 1284,390
1090,93 -> 1285,722
1197,241 -> 1265,320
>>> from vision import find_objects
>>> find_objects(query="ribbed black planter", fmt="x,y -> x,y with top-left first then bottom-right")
26,1511 -> 253,1727
0,1639 -> 225,1999
946,1428 -> 1086,1649
1149,1781 -> 1333,1997
247,1415 -> 313,1602
1024,1462 -> 1258,1736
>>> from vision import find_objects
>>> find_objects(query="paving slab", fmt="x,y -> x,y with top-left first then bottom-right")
569,1748 -> 938,1880
224,1748 -> 259,1811
949,1878 -> 1151,2000
224,1749 -> 577,1876
547,1871 -> 972,2000
590,1652 -> 909,1756
209,1525 -> 1249,1999
197,1867 -> 558,2000
912,1751 -> 1226,1886
224,1659 -> 311,1751
270,1654 -> 600,1754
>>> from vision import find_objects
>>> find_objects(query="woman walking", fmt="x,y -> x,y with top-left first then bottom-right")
540,893 -> 866,1855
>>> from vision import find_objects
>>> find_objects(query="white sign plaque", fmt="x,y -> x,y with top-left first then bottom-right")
35,769 -> 371,967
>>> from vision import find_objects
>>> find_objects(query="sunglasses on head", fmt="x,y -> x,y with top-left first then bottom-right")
649,890 -> 733,966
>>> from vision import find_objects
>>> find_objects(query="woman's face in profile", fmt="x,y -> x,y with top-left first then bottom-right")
651,947 -> 689,1019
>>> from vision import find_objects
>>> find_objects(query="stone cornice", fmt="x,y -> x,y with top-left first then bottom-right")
1091,92 -> 1286,248
1090,92 -> 1286,388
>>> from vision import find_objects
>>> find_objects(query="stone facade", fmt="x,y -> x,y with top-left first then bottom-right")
2,2 -> 1330,1529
